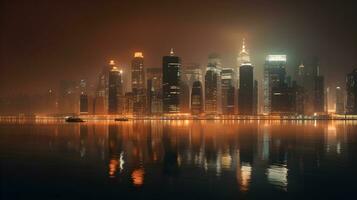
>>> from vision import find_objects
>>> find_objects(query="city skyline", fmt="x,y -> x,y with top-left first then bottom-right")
1,0 -> 357,96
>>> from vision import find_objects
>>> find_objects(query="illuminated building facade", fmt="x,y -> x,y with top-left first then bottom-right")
346,69 -> 357,114
335,86 -> 344,114
108,61 -> 123,114
162,49 -> 181,113
131,52 -> 146,115
263,55 -> 287,114
239,64 -> 253,115
221,68 -> 235,114
205,54 -> 222,115
191,81 -> 203,115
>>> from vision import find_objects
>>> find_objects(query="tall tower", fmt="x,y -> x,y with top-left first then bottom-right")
191,81 -> 203,115
239,63 -> 254,115
131,52 -> 146,115
263,55 -> 287,114
162,48 -> 181,113
346,69 -> 357,114
108,60 -> 123,114
205,53 -> 222,115
221,68 -> 235,115
236,38 -> 251,88
335,86 -> 344,114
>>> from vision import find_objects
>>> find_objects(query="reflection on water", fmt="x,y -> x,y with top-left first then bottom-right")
1,120 -> 357,199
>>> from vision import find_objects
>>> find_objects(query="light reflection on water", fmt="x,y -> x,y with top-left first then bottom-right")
1,120 -> 357,199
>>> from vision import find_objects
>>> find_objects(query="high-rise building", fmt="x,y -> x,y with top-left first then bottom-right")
239,64 -> 254,115
80,94 -> 88,114
162,49 -> 181,113
314,76 -> 325,113
236,38 -> 251,89
108,61 -> 123,114
180,82 -> 190,113
191,81 -> 203,115
205,54 -> 222,115
221,68 -> 235,114
131,52 -> 146,115
181,63 -> 203,111
335,86 -> 344,114
253,80 -> 258,115
299,56 -> 325,114
58,80 -> 79,114
346,69 -> 357,114
94,65 -> 108,115
263,55 -> 287,114
146,67 -> 162,114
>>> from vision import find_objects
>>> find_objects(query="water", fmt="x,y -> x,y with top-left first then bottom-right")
1,120 -> 357,199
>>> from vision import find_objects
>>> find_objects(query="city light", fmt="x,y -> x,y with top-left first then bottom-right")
266,55 -> 287,62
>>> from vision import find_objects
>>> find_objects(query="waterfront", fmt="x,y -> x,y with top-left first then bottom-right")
1,120 -> 357,199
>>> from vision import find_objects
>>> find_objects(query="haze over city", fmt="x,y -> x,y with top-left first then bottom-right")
1,0 -> 356,96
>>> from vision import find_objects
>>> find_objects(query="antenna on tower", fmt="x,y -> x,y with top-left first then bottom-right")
242,38 -> 246,53
170,48 -> 174,56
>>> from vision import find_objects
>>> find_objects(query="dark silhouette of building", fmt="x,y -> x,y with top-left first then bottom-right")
239,64 -> 254,115
314,76 -> 325,113
80,94 -> 88,114
146,67 -> 162,114
179,82 -> 190,113
205,54 -> 222,115
253,80 -> 258,115
191,81 -> 203,115
335,86 -> 344,114
346,69 -> 357,114
162,49 -> 181,113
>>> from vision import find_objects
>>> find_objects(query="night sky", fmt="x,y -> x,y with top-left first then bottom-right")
1,0 -> 357,96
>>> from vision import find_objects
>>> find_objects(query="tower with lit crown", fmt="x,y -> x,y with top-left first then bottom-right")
236,38 -> 251,88
131,52 -> 146,115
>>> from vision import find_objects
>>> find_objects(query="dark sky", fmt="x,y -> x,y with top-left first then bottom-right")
1,0 -> 357,96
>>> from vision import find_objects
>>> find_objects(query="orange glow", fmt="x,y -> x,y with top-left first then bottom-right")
134,52 -> 143,58
109,159 -> 119,178
109,60 -> 115,65
131,168 -> 145,186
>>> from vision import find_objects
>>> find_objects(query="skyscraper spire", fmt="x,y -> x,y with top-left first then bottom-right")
242,38 -> 246,53
170,48 -> 174,56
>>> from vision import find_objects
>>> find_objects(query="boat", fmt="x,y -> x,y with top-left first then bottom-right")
115,117 -> 129,121
65,116 -> 84,122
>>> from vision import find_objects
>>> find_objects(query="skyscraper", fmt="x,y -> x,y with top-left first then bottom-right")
236,38 -> 251,89
162,49 -> 181,113
205,54 -> 222,115
131,52 -> 146,115
299,56 -> 325,114
191,81 -> 203,115
263,55 -> 287,114
335,86 -> 344,114
221,68 -> 235,115
253,80 -> 258,115
181,63 -> 203,111
146,67 -> 162,114
108,61 -> 123,114
239,64 -> 253,115
346,69 -> 357,114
